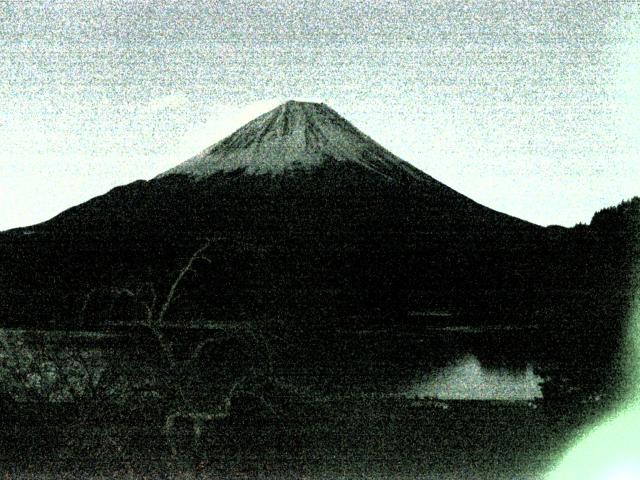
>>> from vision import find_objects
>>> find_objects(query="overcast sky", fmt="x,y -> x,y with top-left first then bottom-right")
1,0 -> 639,229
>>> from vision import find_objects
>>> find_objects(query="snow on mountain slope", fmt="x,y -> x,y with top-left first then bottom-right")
159,101 -> 434,184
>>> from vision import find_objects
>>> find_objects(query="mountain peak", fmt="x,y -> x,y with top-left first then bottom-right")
158,100 -> 430,182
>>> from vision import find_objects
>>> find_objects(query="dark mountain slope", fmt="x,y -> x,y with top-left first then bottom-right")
1,102 -> 546,334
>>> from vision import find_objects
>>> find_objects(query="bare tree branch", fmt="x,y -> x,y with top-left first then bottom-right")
156,239 -> 212,327
74,237 -> 298,457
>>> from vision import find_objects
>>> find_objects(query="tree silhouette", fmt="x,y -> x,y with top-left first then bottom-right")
79,238 -> 292,456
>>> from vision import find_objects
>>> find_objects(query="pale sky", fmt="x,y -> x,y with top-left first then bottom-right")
1,0 -> 639,230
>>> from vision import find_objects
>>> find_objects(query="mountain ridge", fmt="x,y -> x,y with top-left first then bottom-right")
1,100 -> 542,237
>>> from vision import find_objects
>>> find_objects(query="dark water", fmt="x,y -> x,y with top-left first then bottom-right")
0,325 -> 604,479
0,398 -> 603,479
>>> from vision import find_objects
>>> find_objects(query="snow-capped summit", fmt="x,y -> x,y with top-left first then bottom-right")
159,100 -> 430,183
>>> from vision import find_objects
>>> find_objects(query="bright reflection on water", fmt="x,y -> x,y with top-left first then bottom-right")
406,354 -> 543,401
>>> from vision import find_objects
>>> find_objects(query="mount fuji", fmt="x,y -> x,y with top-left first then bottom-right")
1,101 -> 546,330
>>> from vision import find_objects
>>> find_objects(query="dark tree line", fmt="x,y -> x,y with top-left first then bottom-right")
534,196 -> 640,401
